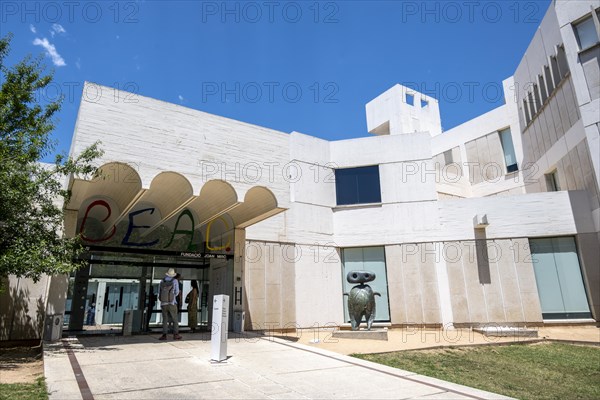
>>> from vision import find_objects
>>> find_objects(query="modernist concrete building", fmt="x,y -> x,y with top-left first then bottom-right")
1,0 -> 599,340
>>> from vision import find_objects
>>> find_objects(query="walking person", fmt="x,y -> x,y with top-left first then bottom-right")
186,280 -> 199,332
159,268 -> 182,340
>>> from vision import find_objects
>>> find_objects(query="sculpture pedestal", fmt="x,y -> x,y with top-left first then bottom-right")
332,328 -> 388,341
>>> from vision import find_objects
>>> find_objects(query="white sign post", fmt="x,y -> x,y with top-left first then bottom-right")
210,294 -> 229,362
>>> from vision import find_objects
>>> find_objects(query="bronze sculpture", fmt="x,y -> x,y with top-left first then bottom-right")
345,271 -> 380,330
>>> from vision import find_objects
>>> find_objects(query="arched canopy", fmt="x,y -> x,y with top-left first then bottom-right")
68,162 -> 286,248
67,162 -> 143,215
188,180 -> 239,228
228,186 -> 281,228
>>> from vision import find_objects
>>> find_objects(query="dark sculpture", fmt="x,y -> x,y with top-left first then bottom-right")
345,271 -> 380,330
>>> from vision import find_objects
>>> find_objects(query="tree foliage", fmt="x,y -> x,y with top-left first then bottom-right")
0,34 -> 102,285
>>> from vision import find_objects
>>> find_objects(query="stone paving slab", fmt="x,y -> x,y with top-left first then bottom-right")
44,333 -> 514,400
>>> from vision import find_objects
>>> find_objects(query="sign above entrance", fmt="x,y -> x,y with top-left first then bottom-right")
82,245 -> 234,260
180,252 -> 229,259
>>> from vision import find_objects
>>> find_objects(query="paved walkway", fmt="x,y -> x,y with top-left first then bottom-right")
44,332 -> 513,400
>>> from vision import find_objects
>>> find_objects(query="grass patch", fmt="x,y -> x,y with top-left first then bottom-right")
353,342 -> 600,400
0,377 -> 47,400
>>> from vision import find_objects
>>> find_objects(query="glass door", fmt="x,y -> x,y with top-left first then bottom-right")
341,246 -> 391,323
101,280 -> 140,324
530,237 -> 591,319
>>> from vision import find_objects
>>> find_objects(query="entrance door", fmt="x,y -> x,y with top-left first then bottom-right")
530,237 -> 591,319
102,282 -> 140,324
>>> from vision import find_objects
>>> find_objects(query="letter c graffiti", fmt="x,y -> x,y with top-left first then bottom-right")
79,200 -> 116,242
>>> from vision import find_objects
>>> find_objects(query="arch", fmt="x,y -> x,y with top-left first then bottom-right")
187,180 -> 240,228
68,161 -> 143,215
244,186 -> 278,208
199,179 -> 239,202
143,171 -> 194,219
228,186 -> 281,228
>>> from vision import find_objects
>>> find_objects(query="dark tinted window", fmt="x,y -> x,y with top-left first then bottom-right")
335,166 -> 381,205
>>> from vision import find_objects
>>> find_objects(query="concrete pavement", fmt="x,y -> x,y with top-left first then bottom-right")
43,332 -> 513,400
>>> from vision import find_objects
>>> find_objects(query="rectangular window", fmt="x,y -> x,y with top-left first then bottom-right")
522,100 -> 531,125
544,65 -> 555,96
574,16 -> 599,50
443,149 -> 453,166
538,74 -> 548,103
335,165 -> 381,205
532,83 -> 542,111
545,170 -> 561,191
530,237 -> 591,320
499,128 -> 518,173
550,55 -> 561,88
405,93 -> 414,106
527,91 -> 537,118
556,45 -> 570,79
341,247 -> 390,323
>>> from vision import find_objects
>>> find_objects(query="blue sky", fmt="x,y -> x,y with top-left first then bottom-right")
1,0 -> 551,162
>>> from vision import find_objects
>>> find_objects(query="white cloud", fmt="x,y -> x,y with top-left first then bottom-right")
29,24 -> 36,34
50,23 -> 66,37
178,95 -> 184,103
75,58 -> 81,70
32,38 -> 66,67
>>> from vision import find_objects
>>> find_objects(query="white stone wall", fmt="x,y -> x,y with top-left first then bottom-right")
509,1 -> 600,233
445,238 -> 543,326
0,276 -> 51,340
243,241 -> 296,331
71,83 -> 291,208
365,84 -> 442,137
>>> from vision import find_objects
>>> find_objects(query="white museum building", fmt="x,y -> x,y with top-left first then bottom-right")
1,0 -> 599,339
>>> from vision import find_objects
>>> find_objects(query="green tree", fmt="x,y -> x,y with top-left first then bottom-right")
0,34 -> 102,286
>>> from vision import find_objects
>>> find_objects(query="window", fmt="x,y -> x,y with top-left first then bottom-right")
405,93 -> 414,106
556,45 -> 570,79
574,15 -> 599,50
550,55 -> 561,88
527,91 -> 537,118
522,99 -> 531,125
544,65 -> 554,95
499,128 -> 518,173
538,74 -> 548,103
341,247 -> 390,323
545,170 -> 560,191
335,166 -> 381,205
532,83 -> 542,111
530,237 -> 591,319
420,99 -> 429,108
443,149 -> 453,166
